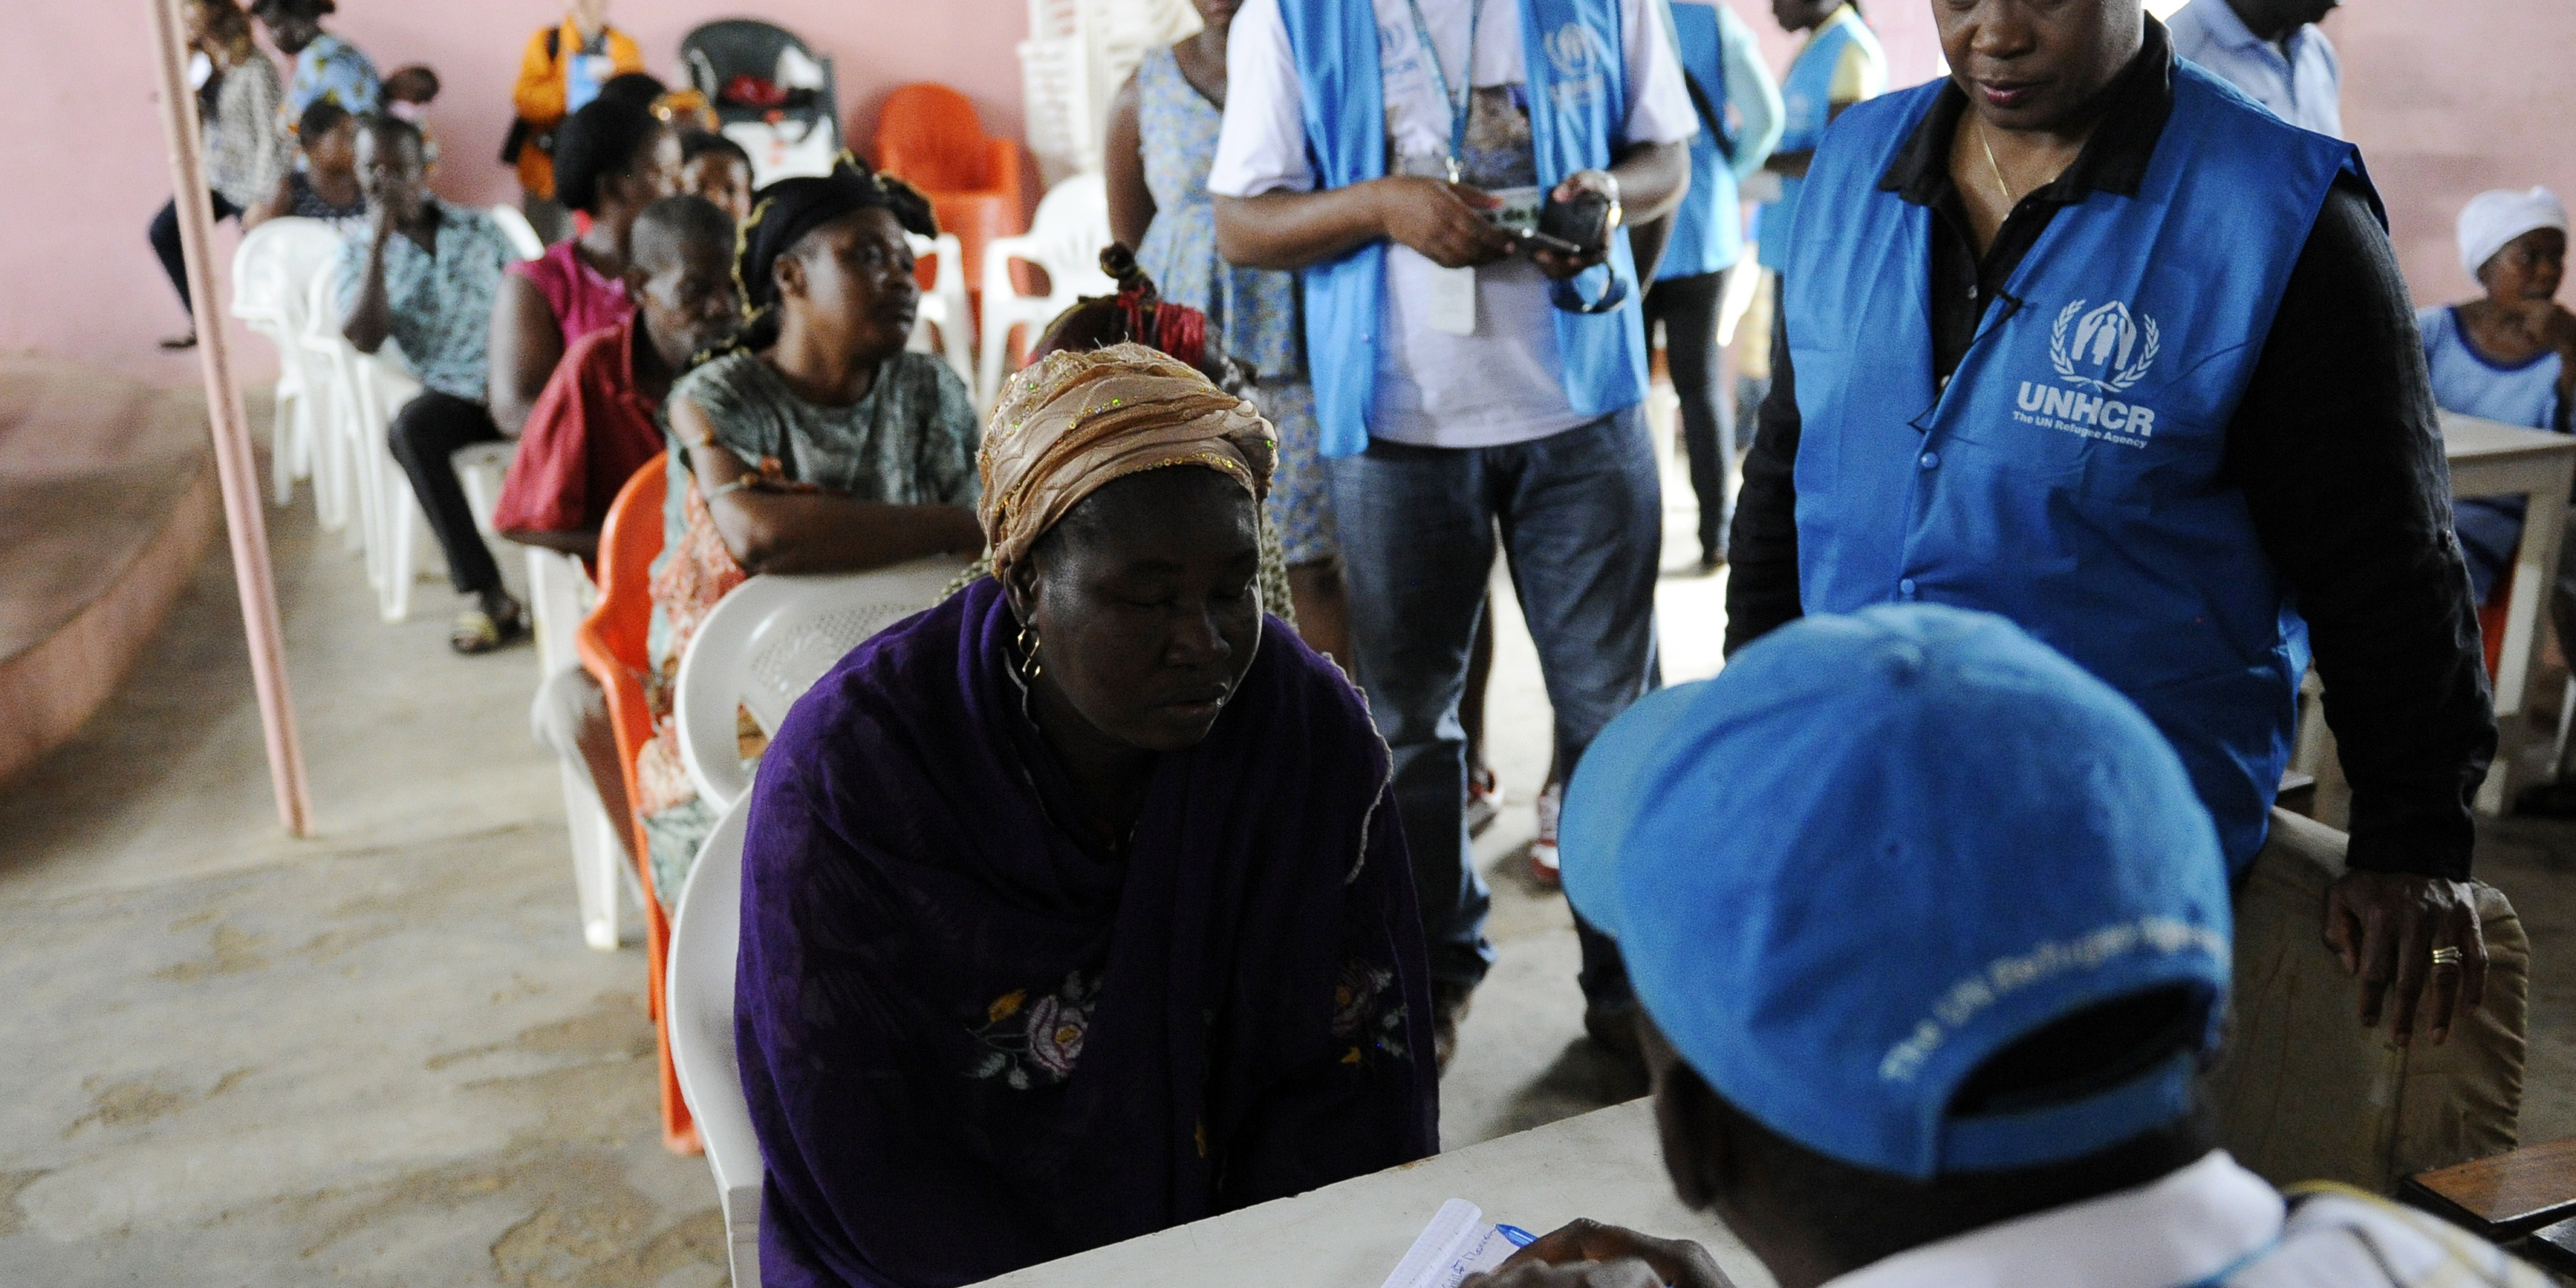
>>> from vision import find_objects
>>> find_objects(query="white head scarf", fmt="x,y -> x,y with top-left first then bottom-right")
2457,187 -> 2568,279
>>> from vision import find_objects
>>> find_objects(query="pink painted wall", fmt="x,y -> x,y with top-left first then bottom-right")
2327,3 -> 2576,306
16,2 -> 2571,388
3,0 -> 1029,387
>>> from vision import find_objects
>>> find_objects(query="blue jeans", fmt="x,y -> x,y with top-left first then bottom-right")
1329,407 -> 1662,992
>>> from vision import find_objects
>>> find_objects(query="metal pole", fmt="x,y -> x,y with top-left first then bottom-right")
145,0 -> 314,837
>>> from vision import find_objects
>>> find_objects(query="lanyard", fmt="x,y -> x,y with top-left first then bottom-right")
1403,0 -> 1487,184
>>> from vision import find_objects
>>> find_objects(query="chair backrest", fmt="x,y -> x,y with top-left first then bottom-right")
1034,172 -> 1116,294
230,218 -> 344,327
576,453 -> 671,858
682,19 -> 837,129
667,794 -> 763,1288
2209,808 -> 2529,1194
1001,172 -> 1115,305
488,204 -> 546,260
874,83 -> 997,190
672,555 -> 970,811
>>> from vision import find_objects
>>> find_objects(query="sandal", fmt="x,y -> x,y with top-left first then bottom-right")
449,599 -> 527,655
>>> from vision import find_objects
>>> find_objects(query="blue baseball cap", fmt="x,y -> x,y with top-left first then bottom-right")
1562,605 -> 2232,1180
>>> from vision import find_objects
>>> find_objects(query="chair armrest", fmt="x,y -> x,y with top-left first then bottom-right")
980,234 -> 1042,304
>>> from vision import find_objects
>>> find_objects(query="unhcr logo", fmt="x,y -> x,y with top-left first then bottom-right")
2012,298 -> 2162,447
1544,22 -> 1607,111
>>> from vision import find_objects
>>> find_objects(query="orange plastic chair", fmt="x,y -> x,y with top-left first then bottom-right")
576,452 -> 700,1155
873,83 -> 1026,306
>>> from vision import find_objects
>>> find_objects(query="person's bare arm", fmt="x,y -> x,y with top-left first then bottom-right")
488,274 -> 564,438
342,210 -> 399,355
1105,73 -> 1156,251
671,395 -> 984,576
1215,178 -> 1517,273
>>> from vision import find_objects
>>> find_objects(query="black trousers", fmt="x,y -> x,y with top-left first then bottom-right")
150,190 -> 243,317
1643,268 -> 1737,559
388,390 -> 507,597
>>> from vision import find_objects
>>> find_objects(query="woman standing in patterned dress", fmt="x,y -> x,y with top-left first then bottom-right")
1106,0 -> 1349,665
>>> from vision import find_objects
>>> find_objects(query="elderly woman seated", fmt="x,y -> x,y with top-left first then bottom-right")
736,343 -> 1438,1288
630,158 -> 984,906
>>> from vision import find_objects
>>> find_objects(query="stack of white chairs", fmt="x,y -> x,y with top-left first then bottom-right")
904,230 -> 976,390
229,218 -> 348,522
1017,0 -> 1199,178
977,172 -> 1118,411
672,556 -> 971,812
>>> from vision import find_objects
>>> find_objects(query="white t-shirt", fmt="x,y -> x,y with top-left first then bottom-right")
1210,0 -> 1696,449
1822,1151 -> 2552,1288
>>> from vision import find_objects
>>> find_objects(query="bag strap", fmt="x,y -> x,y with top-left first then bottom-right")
1683,68 -> 1733,164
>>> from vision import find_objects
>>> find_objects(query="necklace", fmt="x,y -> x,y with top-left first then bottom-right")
1975,117 -> 2016,205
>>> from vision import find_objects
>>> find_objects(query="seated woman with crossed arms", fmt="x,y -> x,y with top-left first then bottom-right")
630,159 -> 984,906
736,343 -> 1438,1288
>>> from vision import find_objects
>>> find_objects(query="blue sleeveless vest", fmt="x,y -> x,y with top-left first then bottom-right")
1657,2 -> 1742,280
1784,64 -> 2371,868
1279,0 -> 1649,458
1756,14 -> 1873,273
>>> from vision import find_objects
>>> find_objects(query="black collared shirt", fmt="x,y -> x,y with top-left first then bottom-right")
1725,24 -> 2496,878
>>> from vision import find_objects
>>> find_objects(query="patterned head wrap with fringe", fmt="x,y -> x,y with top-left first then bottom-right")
978,342 -> 1275,583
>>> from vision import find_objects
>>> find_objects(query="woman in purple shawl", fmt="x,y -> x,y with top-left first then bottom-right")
736,343 -> 1438,1288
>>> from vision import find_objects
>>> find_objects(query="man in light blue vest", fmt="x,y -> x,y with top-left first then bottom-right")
1727,0 -> 2497,1049
1209,0 -> 1696,1064
1752,0 -> 1885,282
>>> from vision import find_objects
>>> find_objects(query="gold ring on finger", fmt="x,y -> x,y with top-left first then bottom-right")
2431,946 -> 2465,970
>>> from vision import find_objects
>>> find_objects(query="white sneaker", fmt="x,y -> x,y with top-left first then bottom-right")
1529,780 -> 1563,887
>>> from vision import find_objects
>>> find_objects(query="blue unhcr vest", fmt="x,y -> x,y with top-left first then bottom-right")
1785,63 -> 2371,868
1757,12 -> 1874,273
1658,2 -> 1742,280
1279,0 -> 1650,458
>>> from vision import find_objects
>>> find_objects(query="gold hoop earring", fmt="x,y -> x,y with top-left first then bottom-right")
1015,620 -> 1043,684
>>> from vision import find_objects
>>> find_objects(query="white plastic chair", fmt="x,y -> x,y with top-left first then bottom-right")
229,218 -> 346,515
668,795 -> 762,1288
527,547 -> 630,950
673,556 -> 970,811
488,203 -> 546,260
905,230 -> 975,389
298,265 -> 380,563
976,172 -> 1116,410
376,430 -> 515,624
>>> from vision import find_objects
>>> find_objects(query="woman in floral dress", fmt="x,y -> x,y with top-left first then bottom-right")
1106,0 -> 1349,664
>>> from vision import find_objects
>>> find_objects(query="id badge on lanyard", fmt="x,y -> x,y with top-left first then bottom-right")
1409,0 -> 1487,335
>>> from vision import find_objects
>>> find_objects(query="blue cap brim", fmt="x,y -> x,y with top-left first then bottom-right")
1560,681 -> 1710,943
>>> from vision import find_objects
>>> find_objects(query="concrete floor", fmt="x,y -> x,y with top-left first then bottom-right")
0,397 -> 2569,1284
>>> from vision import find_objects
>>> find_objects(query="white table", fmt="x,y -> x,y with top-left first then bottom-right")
2440,411 -> 2576,811
973,1100 -> 1777,1288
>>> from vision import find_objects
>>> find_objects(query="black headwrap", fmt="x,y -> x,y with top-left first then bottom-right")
727,153 -> 939,352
